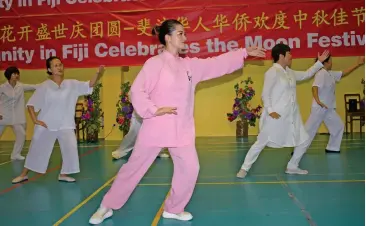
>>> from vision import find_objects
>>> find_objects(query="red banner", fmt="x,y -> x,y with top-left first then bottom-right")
0,0 -> 364,69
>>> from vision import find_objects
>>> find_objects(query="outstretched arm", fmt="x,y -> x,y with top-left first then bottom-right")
187,46 -> 266,84
89,65 -> 105,87
74,66 -> 105,96
291,50 -> 329,81
22,84 -> 39,91
341,56 -> 364,78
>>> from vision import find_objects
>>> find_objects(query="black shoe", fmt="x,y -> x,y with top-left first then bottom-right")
325,149 -> 340,153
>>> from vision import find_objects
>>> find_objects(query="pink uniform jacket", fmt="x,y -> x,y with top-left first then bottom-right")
131,48 -> 248,147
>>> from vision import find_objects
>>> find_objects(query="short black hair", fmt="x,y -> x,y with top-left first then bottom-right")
271,43 -> 291,63
46,56 -> 61,75
4,66 -> 20,80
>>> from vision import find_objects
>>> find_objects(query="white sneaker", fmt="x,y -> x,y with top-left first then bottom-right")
58,175 -> 76,182
112,150 -> 128,160
11,155 -> 25,161
89,206 -> 113,225
236,169 -> 247,178
285,168 -> 308,175
12,175 -> 28,184
162,211 -> 193,221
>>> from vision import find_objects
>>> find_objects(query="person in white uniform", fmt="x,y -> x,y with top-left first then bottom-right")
12,56 -> 105,183
0,66 -> 38,160
290,55 -> 364,158
112,109 -> 169,160
236,43 -> 330,178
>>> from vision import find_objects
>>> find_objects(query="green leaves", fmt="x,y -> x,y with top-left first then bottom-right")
116,82 -> 133,135
81,82 -> 103,137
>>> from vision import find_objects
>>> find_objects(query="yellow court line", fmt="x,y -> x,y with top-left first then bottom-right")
53,178 -> 364,225
53,176 -> 117,226
151,190 -> 170,226
139,172 -> 365,179
149,179 -> 364,225
137,179 -> 365,186
0,137 -> 357,149
0,160 -> 12,166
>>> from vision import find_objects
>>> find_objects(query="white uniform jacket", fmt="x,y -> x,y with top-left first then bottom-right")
258,61 -> 324,148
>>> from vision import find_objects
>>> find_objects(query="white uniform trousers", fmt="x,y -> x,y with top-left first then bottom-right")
241,107 -> 344,171
0,124 -> 26,159
24,126 -> 79,174
115,115 -> 142,155
240,138 -> 311,171
289,107 -> 344,164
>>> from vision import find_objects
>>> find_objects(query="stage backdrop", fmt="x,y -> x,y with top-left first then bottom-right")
0,0 -> 364,69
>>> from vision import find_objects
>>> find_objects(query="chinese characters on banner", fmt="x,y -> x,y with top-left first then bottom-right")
0,0 -> 364,69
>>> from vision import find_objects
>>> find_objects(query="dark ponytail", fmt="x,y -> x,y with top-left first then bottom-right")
152,25 -> 160,36
151,19 -> 182,46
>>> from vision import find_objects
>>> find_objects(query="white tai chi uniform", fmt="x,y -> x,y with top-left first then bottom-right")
24,79 -> 93,174
112,110 -> 169,159
113,111 -> 143,158
0,82 -> 38,160
293,69 -> 344,155
240,61 -> 324,172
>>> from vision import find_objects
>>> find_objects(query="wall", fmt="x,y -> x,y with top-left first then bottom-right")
0,56 -> 363,141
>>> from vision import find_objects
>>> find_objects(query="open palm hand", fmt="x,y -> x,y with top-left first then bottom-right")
246,46 -> 266,58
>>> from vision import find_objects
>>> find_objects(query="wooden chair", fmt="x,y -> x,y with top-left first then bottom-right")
344,94 -> 365,134
75,103 -> 85,142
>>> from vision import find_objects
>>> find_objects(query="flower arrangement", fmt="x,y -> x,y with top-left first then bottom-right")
227,77 -> 262,127
116,81 -> 134,135
81,83 -> 103,142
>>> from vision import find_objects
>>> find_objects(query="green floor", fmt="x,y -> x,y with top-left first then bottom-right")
0,134 -> 364,226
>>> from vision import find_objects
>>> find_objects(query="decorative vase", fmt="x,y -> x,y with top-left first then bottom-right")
236,120 -> 248,137
86,131 -> 99,143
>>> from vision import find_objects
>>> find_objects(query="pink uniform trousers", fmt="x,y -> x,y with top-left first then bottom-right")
101,139 -> 199,214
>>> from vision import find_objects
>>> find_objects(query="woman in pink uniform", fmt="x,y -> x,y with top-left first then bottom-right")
89,19 -> 266,224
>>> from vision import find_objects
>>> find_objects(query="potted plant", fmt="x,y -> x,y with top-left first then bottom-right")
81,83 -> 103,143
116,82 -> 134,136
226,77 -> 262,137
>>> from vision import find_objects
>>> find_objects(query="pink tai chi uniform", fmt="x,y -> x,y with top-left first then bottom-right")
100,48 -> 248,214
